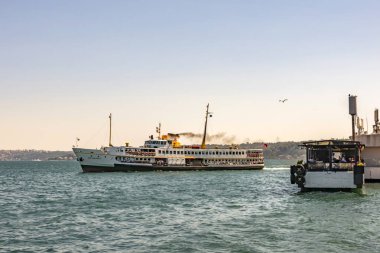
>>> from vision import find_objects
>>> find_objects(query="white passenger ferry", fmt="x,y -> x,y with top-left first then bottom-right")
73,105 -> 264,172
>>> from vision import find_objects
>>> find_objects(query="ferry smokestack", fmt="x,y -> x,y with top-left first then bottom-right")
349,95 -> 357,140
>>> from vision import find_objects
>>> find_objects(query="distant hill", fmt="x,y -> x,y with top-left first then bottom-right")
0,142 -> 305,161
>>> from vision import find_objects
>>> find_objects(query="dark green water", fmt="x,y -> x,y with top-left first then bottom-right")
1,160 -> 379,252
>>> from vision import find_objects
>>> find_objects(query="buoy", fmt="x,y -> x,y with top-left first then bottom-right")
295,165 -> 305,176
296,175 -> 305,185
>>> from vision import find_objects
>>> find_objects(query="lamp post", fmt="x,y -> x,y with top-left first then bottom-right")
349,95 -> 357,141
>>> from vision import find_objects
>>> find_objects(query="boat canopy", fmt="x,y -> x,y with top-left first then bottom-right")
300,140 -> 362,148
300,140 -> 364,170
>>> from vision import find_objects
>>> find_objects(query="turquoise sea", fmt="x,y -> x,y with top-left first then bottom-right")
0,160 -> 379,253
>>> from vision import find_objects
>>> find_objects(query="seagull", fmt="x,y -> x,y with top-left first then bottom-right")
279,99 -> 288,103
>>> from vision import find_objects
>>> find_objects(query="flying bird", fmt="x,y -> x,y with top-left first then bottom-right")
279,99 -> 288,103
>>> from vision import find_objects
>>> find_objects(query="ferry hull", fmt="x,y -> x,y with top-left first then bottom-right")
81,164 -> 264,173
303,171 -> 360,190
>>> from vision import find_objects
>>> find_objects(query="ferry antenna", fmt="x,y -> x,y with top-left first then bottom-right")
156,123 -> 162,140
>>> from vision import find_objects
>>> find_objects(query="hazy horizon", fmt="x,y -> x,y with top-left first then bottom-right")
1,1 -> 379,150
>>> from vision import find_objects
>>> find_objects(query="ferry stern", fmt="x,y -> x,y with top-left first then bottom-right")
290,140 -> 365,191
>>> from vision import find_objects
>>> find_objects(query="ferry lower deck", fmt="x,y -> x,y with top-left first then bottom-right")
81,163 -> 264,173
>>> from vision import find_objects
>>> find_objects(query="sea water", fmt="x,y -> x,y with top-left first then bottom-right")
0,160 -> 379,252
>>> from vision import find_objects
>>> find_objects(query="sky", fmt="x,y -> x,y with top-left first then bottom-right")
1,0 -> 380,150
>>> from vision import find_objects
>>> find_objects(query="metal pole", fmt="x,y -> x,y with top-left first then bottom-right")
329,146 -> 332,170
352,115 -> 355,141
109,113 -> 112,146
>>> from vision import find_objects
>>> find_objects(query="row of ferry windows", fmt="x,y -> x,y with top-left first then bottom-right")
205,159 -> 259,162
146,141 -> 166,145
158,150 -> 248,155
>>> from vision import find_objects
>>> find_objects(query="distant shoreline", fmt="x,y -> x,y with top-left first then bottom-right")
0,142 -> 305,161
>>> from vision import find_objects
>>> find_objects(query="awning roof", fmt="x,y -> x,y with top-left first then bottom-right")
299,139 -> 362,148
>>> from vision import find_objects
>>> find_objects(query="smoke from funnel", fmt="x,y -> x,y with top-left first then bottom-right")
177,132 -> 203,138
176,132 -> 236,144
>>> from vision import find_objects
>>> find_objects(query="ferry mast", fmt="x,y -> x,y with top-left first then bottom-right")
109,113 -> 113,147
201,104 -> 212,149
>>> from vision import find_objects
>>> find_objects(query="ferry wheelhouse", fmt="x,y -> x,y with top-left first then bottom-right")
73,105 -> 264,172
290,140 -> 365,191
